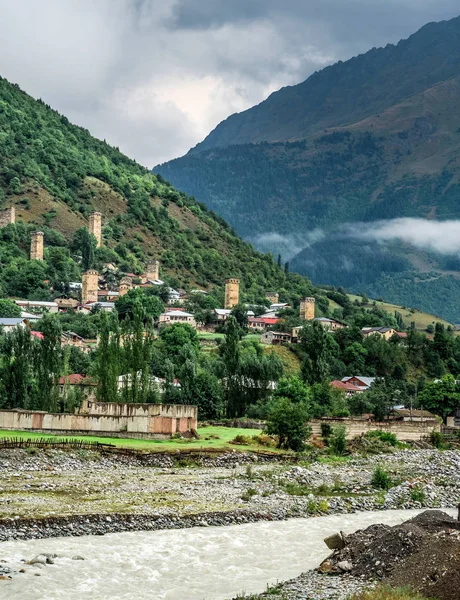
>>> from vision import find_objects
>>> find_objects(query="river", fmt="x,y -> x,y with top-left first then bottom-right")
0,508 -> 455,600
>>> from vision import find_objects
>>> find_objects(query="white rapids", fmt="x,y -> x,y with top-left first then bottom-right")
0,508 -> 455,600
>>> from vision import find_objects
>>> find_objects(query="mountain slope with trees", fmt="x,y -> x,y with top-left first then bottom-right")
154,16 -> 460,322
0,75 -> 316,304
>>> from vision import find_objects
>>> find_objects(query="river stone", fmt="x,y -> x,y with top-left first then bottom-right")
27,555 -> 48,566
337,560 -> 353,572
324,532 -> 346,550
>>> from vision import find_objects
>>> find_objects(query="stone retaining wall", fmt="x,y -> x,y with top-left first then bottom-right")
310,417 -> 440,441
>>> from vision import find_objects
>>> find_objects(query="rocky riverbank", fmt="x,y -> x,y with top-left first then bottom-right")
0,448 -> 459,541
238,510 -> 460,600
1,447 -> 459,597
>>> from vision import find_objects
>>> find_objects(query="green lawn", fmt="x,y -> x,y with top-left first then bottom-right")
0,426 -> 273,453
198,332 -> 261,342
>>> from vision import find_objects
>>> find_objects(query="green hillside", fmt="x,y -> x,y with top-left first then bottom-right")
154,16 -> 460,321
0,76 -> 315,303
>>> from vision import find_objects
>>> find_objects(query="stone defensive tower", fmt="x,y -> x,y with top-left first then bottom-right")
144,259 -> 160,282
89,211 -> 102,248
266,292 -> 279,304
82,270 -> 99,305
119,276 -> 132,297
0,206 -> 15,228
300,297 -> 315,321
30,231 -> 44,261
224,278 -> 240,309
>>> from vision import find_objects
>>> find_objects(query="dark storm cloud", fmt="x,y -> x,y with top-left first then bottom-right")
0,0 -> 458,166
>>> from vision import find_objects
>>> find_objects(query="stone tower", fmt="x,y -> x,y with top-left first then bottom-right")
300,297 -> 315,321
144,259 -> 160,282
82,269 -> 99,305
89,211 -> 102,248
119,276 -> 132,297
30,231 -> 44,260
266,292 -> 279,304
0,206 -> 15,228
224,278 -> 240,309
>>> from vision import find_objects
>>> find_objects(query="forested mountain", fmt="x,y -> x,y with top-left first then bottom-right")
154,16 -> 460,322
0,76 -> 316,305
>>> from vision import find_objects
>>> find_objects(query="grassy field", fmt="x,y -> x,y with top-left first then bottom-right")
0,426 -> 273,453
198,332 -> 261,342
345,294 -> 453,332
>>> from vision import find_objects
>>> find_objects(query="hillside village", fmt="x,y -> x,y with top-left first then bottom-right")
0,203 -> 459,445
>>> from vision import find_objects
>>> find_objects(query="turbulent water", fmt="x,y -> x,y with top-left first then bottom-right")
1,509 -> 455,600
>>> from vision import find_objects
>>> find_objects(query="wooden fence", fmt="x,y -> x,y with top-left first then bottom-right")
0,437 -> 295,461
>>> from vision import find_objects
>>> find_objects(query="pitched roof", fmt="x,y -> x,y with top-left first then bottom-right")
330,380 -> 362,392
342,376 -> 376,387
58,374 -> 95,386
0,318 -> 26,326
392,408 -> 437,419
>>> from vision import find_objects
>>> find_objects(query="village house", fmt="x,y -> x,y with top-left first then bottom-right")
247,316 -> 279,331
79,301 -> 115,314
292,317 -> 348,342
361,327 -> 397,340
214,308 -> 255,324
61,331 -> 97,353
269,302 -> 290,312
159,309 -> 196,328
260,330 -> 292,345
341,376 -> 376,391
55,296 -> 80,311
447,408 -> 460,428
387,408 -> 438,423
97,290 -> 120,301
0,317 -> 28,333
58,374 -> 97,397
15,300 -> 58,314
330,380 -> 363,396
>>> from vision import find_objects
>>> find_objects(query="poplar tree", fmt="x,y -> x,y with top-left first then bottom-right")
35,314 -> 63,412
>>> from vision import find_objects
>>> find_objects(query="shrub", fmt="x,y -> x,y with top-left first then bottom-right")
371,466 -> 392,490
231,434 -> 251,445
329,426 -> 347,455
241,488 -> 257,501
430,430 -> 443,449
318,499 -> 330,512
410,486 -> 425,504
366,430 -> 398,446
321,422 -> 332,439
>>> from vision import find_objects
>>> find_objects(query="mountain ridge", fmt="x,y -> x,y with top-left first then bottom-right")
154,15 -> 460,321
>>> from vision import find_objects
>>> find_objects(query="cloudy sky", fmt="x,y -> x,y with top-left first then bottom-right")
0,1 -> 459,167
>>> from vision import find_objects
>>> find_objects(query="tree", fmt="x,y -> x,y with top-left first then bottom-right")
0,299 -> 21,318
72,228 -> 97,271
115,288 -> 164,321
219,316 -> 242,417
159,322 -> 200,361
266,397 -> 311,451
300,321 -> 339,384
120,306 -> 156,403
95,311 -> 120,403
231,304 -> 249,330
274,376 -> 311,405
34,314 -> 63,411
418,374 -> 460,420
0,326 -> 35,409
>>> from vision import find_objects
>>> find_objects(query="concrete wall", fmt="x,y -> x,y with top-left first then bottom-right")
0,403 -> 198,439
310,417 -> 440,441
